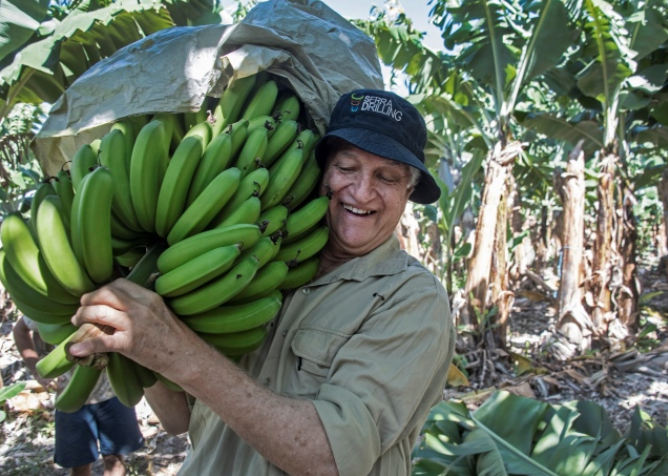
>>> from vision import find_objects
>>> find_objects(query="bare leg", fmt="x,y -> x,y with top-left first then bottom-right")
103,454 -> 126,476
71,464 -> 92,476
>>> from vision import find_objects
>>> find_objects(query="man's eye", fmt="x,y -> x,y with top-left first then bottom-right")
337,166 -> 354,172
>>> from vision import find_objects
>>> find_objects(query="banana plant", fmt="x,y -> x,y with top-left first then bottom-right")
0,0 -> 228,121
412,390 -> 668,475
424,0 -> 580,350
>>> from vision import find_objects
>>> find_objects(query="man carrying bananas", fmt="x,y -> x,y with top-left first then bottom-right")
68,89 -> 456,476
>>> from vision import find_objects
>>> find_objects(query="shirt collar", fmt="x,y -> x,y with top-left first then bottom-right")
311,234 -> 408,285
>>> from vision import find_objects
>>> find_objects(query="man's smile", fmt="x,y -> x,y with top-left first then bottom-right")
342,203 -> 375,216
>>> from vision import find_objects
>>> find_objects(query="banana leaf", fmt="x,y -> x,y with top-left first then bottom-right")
0,0 -> 223,120
412,390 -> 668,476
0,0 -> 50,65
521,113 -> 603,157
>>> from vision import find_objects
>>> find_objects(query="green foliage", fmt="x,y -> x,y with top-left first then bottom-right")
0,0 -> 230,121
412,391 -> 668,475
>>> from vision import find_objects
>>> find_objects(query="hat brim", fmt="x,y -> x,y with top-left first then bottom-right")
314,128 -> 441,205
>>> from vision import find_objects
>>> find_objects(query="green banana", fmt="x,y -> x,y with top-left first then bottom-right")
279,128 -> 317,166
235,126 -> 269,178
257,204 -> 288,237
214,196 -> 262,230
155,244 -> 242,298
37,321 -> 78,346
155,136 -> 205,238
130,120 -> 168,233
98,128 -> 143,232
76,167 -> 115,284
168,254 -> 261,316
110,211 -> 142,241
237,235 -> 281,268
106,352 -> 144,408
283,150 -> 322,210
0,250 -> 76,322
1,213 -> 79,305
241,80 -> 279,121
209,168 -> 269,228
111,235 -> 150,256
273,226 -> 329,266
55,365 -> 102,413
212,74 -> 258,136
181,290 -> 282,333
203,326 -> 268,356
134,361 -> 158,388
167,167 -> 242,245
157,224 -> 261,274
261,146 -> 305,211
279,256 -> 320,290
52,170 -> 75,230
110,120 -> 137,171
283,195 -> 330,244
29,181 -> 57,238
228,260 -> 288,304
154,372 -> 184,392
263,120 -> 299,167
246,115 -> 276,138
227,119 -> 250,160
35,331 -> 77,379
69,144 -> 98,192
186,132 -> 233,206
183,120 -> 213,147
152,112 -> 185,153
184,102 -> 208,131
114,248 -> 145,268
272,91 -> 301,122
36,195 -> 95,296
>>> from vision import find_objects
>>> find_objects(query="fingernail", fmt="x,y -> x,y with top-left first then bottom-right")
69,344 -> 83,355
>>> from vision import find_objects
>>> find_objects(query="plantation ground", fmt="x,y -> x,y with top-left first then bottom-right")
0,265 -> 666,475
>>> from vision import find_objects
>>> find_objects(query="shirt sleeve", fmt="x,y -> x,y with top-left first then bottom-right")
311,276 -> 454,476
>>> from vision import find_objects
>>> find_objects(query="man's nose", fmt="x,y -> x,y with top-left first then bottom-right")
351,173 -> 375,202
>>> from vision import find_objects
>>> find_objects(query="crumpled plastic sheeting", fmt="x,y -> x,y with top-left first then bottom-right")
33,0 -> 383,176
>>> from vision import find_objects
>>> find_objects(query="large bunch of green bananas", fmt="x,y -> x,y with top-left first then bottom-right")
0,72 -> 331,412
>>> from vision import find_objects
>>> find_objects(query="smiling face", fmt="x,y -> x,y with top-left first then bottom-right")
319,143 -> 415,261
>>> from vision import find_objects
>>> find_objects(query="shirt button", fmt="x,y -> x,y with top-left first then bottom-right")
303,288 -> 310,294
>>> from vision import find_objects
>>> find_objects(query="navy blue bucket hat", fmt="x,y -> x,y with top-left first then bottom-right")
314,89 -> 440,204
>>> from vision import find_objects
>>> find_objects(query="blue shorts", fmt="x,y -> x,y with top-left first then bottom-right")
54,397 -> 144,468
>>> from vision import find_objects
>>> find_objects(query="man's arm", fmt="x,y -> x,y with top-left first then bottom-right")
12,316 -> 57,390
143,381 -> 191,436
69,279 -> 338,476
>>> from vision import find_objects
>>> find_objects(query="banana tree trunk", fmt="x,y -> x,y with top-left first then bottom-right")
588,152 -> 616,338
617,187 -> 638,333
507,175 -> 526,284
461,141 -> 521,348
658,169 -> 668,266
556,142 -> 589,349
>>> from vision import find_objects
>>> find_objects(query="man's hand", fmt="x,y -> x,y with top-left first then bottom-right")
69,278 -> 200,375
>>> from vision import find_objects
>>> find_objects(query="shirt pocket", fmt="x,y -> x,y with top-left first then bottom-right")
291,328 -> 350,378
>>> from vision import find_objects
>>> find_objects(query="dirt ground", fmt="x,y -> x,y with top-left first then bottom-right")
0,265 -> 666,475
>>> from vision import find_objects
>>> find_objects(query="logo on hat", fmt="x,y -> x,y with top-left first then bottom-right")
350,93 -> 364,112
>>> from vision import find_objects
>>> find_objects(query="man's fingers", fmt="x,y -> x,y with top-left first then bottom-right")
68,332 -> 118,357
72,304 -> 127,330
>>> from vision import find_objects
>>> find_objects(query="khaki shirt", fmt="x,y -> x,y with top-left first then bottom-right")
179,235 -> 455,476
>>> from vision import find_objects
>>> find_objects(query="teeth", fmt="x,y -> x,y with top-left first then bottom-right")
343,204 -> 372,215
